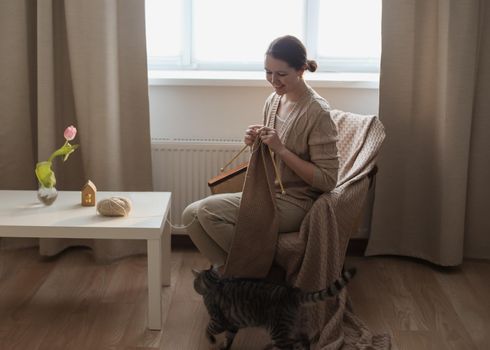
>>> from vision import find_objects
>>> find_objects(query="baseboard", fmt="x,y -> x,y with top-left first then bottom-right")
346,238 -> 368,256
172,234 -> 368,256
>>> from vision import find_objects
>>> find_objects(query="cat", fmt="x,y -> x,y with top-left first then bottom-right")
192,266 -> 356,350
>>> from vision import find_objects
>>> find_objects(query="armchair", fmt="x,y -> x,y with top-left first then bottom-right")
274,110 -> 385,277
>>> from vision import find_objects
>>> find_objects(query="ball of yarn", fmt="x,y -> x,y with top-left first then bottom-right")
97,197 -> 132,217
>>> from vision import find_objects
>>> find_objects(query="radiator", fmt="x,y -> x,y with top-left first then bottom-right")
151,139 -> 250,233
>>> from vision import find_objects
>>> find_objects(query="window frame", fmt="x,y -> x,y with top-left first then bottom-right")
146,0 -> 381,73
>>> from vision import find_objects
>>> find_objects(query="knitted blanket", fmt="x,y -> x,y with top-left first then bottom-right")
275,110 -> 391,349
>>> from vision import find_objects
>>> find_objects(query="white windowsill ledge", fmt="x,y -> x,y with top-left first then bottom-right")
148,70 -> 379,89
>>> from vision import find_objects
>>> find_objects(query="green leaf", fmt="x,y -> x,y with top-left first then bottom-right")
35,161 -> 56,188
36,141 -> 79,187
48,142 -> 79,163
62,144 -> 79,162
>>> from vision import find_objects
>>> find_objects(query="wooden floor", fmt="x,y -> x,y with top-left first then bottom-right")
0,246 -> 489,350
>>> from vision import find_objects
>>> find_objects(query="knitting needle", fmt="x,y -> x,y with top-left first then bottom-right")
220,144 -> 249,172
268,148 -> 286,195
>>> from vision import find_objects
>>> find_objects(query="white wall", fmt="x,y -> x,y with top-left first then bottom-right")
149,85 -> 379,141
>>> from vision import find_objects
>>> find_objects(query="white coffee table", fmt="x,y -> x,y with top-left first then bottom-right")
0,190 -> 171,330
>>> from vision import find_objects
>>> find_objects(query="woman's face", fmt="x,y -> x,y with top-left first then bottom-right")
264,55 -> 304,96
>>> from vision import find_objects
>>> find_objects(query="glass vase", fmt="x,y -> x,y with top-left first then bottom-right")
37,186 -> 58,206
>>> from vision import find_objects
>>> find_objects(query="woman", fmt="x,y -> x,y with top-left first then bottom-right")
182,35 -> 339,268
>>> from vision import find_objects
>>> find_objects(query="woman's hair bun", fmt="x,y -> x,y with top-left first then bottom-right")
306,59 -> 318,72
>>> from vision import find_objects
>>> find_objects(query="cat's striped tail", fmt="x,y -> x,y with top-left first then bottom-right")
300,268 -> 356,304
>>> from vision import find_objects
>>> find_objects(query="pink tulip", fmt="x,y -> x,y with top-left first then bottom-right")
64,125 -> 77,141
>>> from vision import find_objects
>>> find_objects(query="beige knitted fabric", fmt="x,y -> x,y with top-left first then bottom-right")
223,141 -> 279,278
275,110 -> 391,349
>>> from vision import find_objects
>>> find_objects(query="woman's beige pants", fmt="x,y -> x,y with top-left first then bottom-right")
182,192 -> 307,266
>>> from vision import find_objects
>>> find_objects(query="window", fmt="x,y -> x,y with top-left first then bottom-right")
145,0 -> 381,73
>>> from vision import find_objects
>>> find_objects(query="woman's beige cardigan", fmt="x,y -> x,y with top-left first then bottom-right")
263,87 -> 339,211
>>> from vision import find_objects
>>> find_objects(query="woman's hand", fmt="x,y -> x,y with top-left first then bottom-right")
244,125 -> 263,146
258,126 -> 286,154
260,126 -> 316,186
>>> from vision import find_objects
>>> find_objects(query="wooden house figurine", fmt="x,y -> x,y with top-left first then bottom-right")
81,180 -> 97,206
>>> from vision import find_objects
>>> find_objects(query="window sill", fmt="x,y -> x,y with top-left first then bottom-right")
148,70 -> 379,89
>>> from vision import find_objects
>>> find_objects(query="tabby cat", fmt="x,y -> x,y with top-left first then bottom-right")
192,267 -> 356,350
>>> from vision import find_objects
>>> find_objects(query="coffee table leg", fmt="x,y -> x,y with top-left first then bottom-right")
162,220 -> 171,286
147,238 -> 162,330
